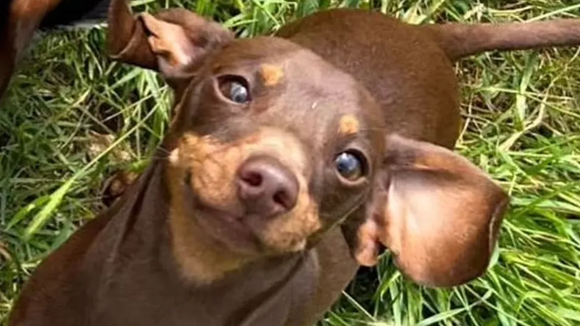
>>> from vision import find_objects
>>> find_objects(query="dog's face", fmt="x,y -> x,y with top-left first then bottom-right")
167,37 -> 385,256
107,0 -> 509,288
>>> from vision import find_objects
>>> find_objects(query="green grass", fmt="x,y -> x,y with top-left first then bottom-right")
1,0 -> 580,325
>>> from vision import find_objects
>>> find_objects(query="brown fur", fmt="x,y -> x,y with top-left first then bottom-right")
166,129 -> 320,282
0,0 -> 111,100
426,19 -> 580,61
8,1 -> 580,325
1,0 -> 61,97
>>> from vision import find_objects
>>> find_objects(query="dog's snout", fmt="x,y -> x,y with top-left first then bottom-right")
237,156 -> 299,217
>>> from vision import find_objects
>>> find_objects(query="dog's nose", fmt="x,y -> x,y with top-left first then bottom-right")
237,156 -> 299,217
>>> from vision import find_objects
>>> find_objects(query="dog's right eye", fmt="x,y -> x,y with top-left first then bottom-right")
218,76 -> 251,104
334,150 -> 367,182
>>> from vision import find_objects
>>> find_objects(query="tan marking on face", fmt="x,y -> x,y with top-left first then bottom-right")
166,139 -> 251,284
167,196 -> 250,284
166,128 -> 321,283
260,64 -> 284,86
338,114 -> 360,136
258,178 -> 320,253
172,129 -> 309,208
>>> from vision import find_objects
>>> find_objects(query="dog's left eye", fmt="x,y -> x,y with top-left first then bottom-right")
218,76 -> 251,104
334,151 -> 366,181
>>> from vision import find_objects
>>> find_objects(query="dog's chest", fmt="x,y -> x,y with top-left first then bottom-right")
90,252 -> 318,326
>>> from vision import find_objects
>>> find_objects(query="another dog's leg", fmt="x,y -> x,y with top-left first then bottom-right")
0,0 -> 111,100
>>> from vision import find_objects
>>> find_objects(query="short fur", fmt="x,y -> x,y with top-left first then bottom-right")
8,1 -> 580,326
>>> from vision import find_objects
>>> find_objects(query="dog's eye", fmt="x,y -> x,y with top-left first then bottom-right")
218,76 -> 251,104
334,151 -> 366,181
229,82 -> 249,103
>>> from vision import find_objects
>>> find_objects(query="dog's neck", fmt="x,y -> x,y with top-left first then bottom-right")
84,152 -> 319,325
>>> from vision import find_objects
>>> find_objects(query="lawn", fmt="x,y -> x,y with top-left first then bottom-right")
1,0 -> 580,325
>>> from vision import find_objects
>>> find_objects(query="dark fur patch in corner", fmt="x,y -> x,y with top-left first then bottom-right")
39,0 -> 111,30
0,0 -> 15,39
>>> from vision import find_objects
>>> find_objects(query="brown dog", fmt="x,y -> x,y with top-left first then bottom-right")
8,1 -> 580,325
0,0 -> 110,100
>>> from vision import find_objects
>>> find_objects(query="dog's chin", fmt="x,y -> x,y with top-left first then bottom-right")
194,205 -> 263,256
195,209 -> 308,257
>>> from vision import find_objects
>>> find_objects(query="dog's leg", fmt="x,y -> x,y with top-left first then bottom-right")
0,0 -> 111,100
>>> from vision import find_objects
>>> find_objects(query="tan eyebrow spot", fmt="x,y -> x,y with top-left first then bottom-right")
338,114 -> 360,135
260,64 -> 284,86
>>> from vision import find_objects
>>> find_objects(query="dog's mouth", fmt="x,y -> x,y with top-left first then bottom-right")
195,204 -> 265,255
182,174 -> 265,254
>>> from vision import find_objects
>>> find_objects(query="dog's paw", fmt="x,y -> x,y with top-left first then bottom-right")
101,170 -> 139,207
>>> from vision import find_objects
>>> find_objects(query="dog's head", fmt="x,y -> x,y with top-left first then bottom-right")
108,0 -> 508,288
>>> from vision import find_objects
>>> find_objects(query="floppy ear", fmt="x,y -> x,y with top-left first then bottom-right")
107,0 -> 234,81
354,134 -> 509,288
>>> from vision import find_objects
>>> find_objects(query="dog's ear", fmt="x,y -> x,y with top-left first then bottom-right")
107,0 -> 234,81
354,134 -> 508,288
